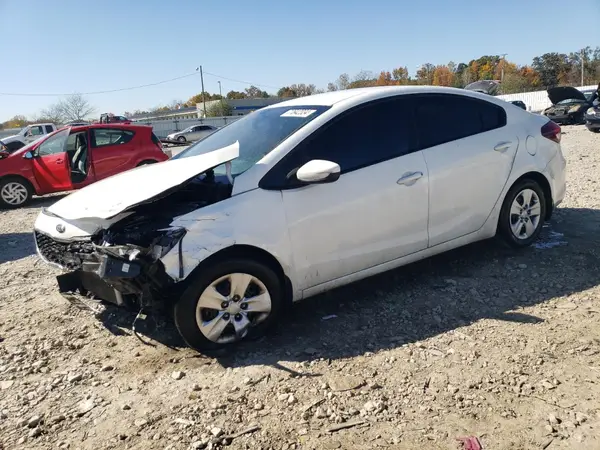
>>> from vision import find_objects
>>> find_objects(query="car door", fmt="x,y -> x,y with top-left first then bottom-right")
30,128 -> 72,193
89,128 -> 137,180
262,96 -> 430,291
414,94 -> 518,247
189,126 -> 204,140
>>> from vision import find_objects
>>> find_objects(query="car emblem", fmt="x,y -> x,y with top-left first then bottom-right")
56,224 -> 66,233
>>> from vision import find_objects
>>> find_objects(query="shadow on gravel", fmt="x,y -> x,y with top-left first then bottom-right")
95,207 -> 600,371
0,232 -> 35,264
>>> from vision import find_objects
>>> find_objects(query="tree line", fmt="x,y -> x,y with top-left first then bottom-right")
3,45 -> 599,129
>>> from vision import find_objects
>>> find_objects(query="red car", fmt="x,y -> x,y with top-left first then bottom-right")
0,124 -> 170,208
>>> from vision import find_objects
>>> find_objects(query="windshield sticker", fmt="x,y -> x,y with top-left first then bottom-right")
281,109 -> 317,118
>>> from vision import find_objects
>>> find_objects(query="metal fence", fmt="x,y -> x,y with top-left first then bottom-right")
0,128 -> 21,139
132,116 -> 243,138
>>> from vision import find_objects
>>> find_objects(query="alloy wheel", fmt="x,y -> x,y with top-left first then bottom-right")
1,182 -> 29,206
195,272 -> 272,344
509,188 -> 541,240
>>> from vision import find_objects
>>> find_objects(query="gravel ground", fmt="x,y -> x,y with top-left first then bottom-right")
1,125 -> 599,450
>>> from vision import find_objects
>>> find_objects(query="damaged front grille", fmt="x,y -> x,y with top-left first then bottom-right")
35,231 -> 95,269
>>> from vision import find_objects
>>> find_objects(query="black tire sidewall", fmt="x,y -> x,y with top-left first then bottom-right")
0,177 -> 32,209
177,136 -> 186,142
173,259 -> 284,352
498,179 -> 546,248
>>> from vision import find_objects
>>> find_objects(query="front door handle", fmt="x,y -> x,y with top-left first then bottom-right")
55,159 -> 64,164
397,171 -> 424,186
494,141 -> 512,152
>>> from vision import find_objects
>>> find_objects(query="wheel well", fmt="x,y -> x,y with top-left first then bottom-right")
137,160 -> 157,167
0,175 -> 36,195
513,171 -> 553,220
183,244 -> 293,305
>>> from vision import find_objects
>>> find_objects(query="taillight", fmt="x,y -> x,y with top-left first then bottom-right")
541,120 -> 561,143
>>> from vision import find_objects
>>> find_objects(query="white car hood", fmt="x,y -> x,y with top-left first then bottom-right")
47,141 -> 239,220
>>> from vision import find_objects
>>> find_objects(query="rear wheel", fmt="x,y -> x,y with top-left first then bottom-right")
0,177 -> 33,209
497,179 -> 546,248
174,259 -> 284,352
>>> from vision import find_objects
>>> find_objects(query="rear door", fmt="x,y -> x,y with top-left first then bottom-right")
30,129 -> 71,193
89,127 -> 137,180
414,94 -> 518,246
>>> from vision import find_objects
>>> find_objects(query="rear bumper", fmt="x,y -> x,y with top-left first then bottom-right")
544,147 -> 567,211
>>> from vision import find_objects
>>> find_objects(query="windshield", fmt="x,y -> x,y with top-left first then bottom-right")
172,105 -> 330,176
557,98 -> 583,105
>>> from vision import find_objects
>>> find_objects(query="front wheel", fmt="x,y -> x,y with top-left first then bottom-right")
177,136 -> 186,143
497,179 -> 546,248
174,259 -> 284,352
0,177 -> 33,208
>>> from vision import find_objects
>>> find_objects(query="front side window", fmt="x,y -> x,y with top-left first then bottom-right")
173,105 -> 330,176
37,129 -> 70,156
415,94 -> 506,149
260,97 -> 417,189
91,129 -> 134,148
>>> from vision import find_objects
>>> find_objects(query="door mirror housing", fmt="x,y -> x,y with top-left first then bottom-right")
296,159 -> 341,184
23,151 -> 34,160
0,150 -> 9,159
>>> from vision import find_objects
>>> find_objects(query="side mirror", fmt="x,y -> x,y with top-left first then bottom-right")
0,150 -> 9,159
23,151 -> 34,160
296,159 -> 341,184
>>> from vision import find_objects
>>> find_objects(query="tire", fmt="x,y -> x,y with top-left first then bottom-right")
174,258 -> 284,352
0,177 -> 33,209
137,160 -> 157,167
590,128 -> 600,133
177,136 -> 186,143
497,179 -> 547,248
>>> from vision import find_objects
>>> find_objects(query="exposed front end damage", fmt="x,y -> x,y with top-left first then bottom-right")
34,169 -> 234,315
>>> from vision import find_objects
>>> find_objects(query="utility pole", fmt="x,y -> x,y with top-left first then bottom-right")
500,53 -> 508,83
581,49 -> 585,87
196,66 -> 207,118
218,81 -> 224,113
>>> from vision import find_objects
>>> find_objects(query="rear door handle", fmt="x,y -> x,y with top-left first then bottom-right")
55,159 -> 63,164
494,141 -> 512,152
397,171 -> 423,186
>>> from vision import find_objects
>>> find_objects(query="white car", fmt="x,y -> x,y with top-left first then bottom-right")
33,86 -> 567,352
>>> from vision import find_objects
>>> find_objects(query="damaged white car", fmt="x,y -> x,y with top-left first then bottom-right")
34,86 -> 567,352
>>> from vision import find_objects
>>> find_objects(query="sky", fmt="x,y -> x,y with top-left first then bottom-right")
1,0 -> 599,122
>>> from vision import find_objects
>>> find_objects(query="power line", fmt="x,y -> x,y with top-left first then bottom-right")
202,70 -> 279,90
0,69 -> 280,97
0,72 -> 200,97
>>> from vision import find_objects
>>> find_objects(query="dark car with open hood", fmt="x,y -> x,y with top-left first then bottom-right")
541,87 -> 593,125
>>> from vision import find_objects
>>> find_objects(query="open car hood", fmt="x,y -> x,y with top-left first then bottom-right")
464,80 -> 500,95
547,86 -> 588,105
46,141 -> 239,221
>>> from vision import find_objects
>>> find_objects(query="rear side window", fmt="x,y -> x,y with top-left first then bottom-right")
91,129 -> 135,148
151,132 -> 160,145
415,94 -> 507,149
45,125 -> 54,133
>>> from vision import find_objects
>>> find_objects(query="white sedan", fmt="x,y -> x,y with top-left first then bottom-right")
33,86 -> 566,352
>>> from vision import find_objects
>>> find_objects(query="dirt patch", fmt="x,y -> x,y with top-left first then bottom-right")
1,126 -> 600,449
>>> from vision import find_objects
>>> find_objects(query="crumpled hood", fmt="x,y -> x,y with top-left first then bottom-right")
465,80 -> 500,95
46,141 -> 239,221
547,86 -> 588,105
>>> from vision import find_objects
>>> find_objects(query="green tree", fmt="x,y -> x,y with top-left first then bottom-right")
277,86 -> 297,97
532,52 -> 570,87
206,101 -> 233,117
226,90 -> 247,100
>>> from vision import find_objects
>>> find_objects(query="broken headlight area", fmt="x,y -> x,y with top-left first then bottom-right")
50,224 -> 187,312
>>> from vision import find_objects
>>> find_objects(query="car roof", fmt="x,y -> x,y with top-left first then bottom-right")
265,86 -> 502,108
66,123 -> 149,131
